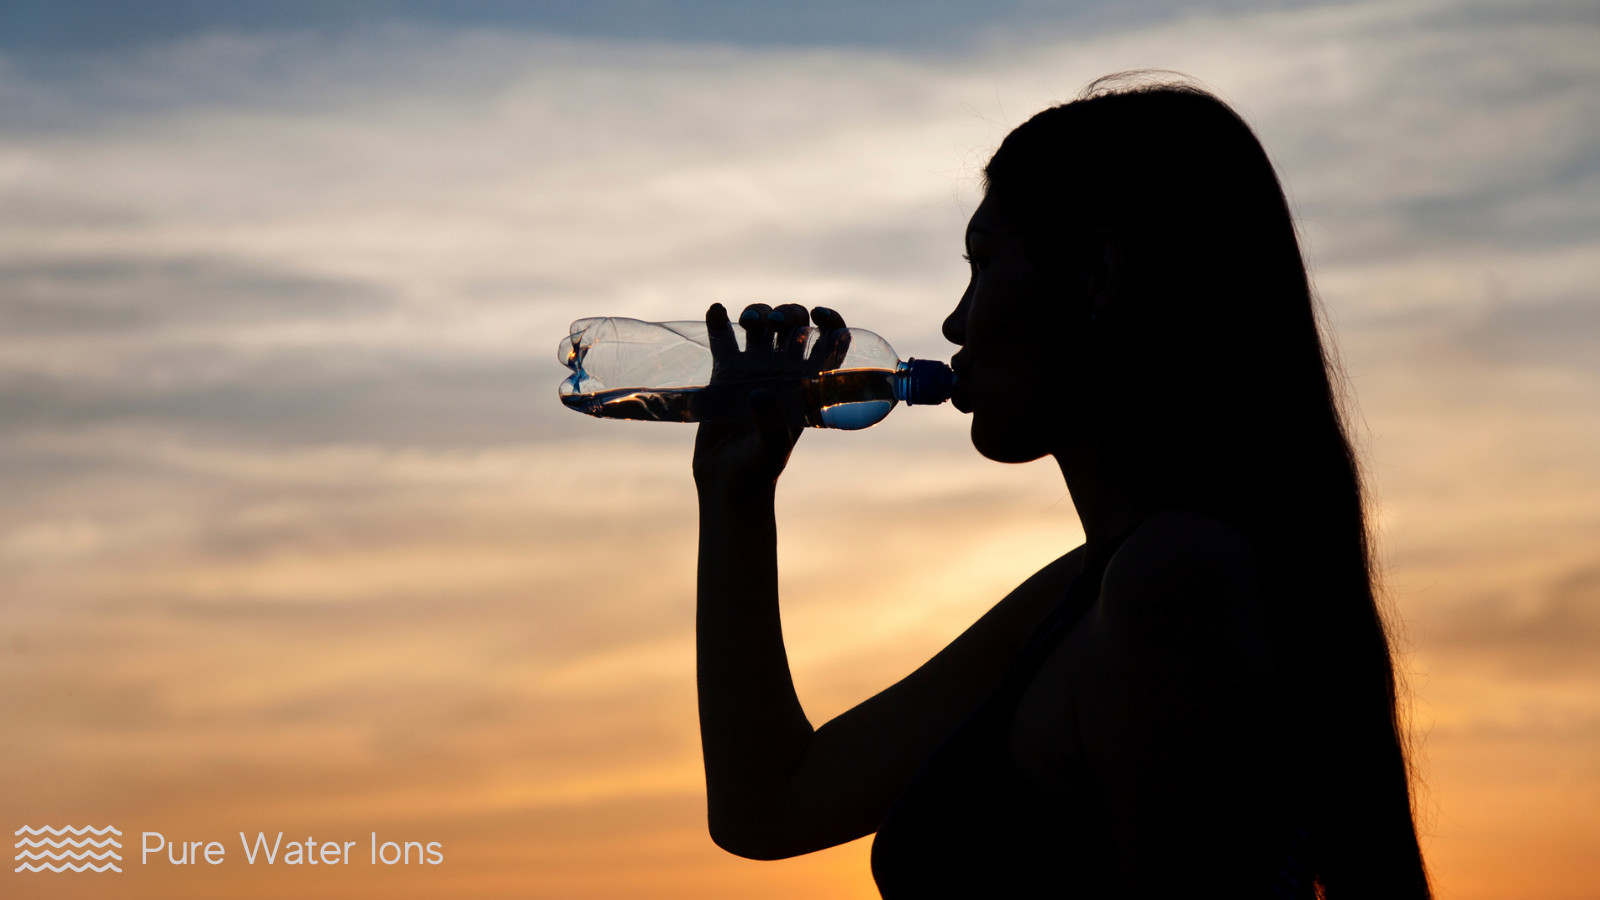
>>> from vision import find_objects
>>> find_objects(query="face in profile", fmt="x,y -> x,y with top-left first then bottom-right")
944,198 -> 1088,464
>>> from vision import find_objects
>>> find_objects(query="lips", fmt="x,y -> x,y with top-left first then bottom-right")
949,355 -> 973,413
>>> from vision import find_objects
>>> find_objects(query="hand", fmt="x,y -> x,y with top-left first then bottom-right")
692,302 -> 850,494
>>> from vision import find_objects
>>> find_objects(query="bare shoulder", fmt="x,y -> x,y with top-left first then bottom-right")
1068,515 -> 1288,896
974,542 -> 1089,660
1007,513 -> 1271,801
1098,510 -> 1265,632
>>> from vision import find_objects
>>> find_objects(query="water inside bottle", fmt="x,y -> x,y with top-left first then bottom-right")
560,386 -> 710,423
560,368 -> 899,430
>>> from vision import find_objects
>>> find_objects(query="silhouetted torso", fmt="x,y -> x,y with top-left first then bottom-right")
870,532 -> 1129,897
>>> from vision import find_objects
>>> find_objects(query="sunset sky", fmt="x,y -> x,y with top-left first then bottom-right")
2,0 -> 1597,897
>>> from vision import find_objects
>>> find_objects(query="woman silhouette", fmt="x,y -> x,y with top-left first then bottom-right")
692,75 -> 1432,898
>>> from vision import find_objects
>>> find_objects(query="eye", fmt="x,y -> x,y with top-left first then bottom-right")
962,253 -> 980,271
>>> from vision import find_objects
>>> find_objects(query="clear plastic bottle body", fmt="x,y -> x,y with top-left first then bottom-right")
556,317 -> 951,430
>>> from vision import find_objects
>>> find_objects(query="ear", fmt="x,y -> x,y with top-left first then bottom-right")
1087,227 -> 1123,319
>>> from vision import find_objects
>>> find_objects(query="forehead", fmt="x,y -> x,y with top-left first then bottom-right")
965,196 -> 1022,246
965,198 -> 1005,239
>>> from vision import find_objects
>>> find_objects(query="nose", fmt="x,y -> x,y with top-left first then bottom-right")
942,284 -> 970,346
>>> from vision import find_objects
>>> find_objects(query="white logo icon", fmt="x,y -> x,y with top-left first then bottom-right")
14,826 -> 123,873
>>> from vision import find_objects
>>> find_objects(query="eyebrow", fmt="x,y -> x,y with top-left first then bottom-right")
964,222 -> 995,245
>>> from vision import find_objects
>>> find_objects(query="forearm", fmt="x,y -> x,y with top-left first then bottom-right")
695,480 -> 815,857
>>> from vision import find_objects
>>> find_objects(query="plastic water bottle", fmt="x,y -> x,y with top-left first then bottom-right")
557,317 -> 954,430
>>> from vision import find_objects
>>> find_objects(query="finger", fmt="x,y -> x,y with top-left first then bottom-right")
771,303 -> 809,328
811,306 -> 851,370
771,303 -> 810,361
706,303 -> 739,362
740,303 -> 774,353
811,306 -> 845,331
818,327 -> 852,371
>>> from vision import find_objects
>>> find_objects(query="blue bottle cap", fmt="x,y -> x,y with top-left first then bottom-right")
894,358 -> 955,406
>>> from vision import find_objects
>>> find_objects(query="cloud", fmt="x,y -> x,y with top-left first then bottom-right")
1455,291 -> 1600,374
0,254 -> 389,334
0,0 -> 1345,59
1,6 -> 1598,897
1426,565 -> 1600,676
0,1 -> 1592,450
0,348 -> 558,446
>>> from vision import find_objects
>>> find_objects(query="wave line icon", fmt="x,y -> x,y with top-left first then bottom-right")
16,837 -> 125,848
13,826 -> 122,873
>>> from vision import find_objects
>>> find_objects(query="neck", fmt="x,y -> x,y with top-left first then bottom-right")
1054,443 -> 1149,566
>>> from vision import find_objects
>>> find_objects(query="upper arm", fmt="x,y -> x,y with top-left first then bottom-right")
739,544 -> 1087,857
1075,512 -> 1280,893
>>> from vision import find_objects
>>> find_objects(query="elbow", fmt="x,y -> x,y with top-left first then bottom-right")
710,829 -> 788,861
707,810 -> 803,861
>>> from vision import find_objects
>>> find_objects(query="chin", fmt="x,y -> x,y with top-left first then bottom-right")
970,420 -> 1050,465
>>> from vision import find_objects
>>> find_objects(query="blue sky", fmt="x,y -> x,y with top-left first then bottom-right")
0,0 -> 1349,54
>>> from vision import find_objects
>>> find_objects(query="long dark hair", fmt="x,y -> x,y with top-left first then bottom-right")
983,74 -> 1431,897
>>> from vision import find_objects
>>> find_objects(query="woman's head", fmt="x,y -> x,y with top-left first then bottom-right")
955,74 -> 1432,897
969,76 -> 1336,516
